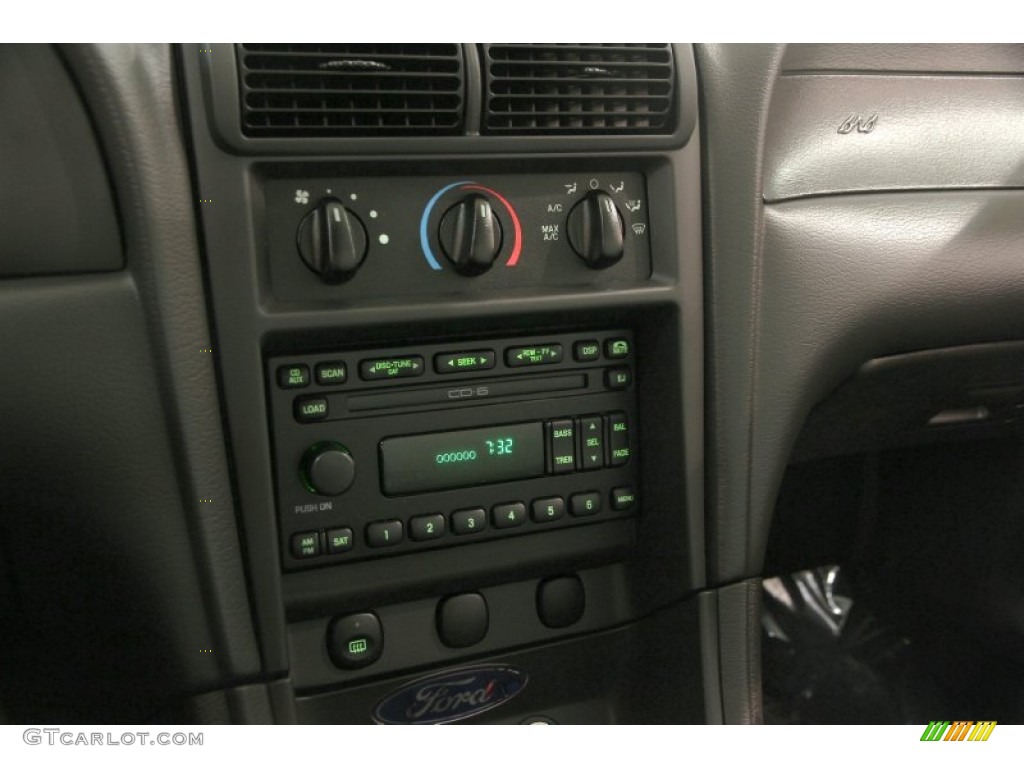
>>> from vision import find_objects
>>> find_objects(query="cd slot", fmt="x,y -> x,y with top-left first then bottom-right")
344,373 -> 588,413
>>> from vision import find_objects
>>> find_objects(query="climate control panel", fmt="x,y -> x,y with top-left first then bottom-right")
263,172 -> 652,301
267,330 -> 640,571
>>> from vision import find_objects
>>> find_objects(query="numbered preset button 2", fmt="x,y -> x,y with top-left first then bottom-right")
409,514 -> 446,542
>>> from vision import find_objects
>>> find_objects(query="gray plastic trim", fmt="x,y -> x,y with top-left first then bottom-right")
765,74 -> 1024,202
196,43 -> 698,156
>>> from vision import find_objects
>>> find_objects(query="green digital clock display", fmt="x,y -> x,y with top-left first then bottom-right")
379,422 -> 544,495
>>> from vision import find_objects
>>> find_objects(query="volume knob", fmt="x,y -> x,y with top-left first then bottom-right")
301,442 -> 355,496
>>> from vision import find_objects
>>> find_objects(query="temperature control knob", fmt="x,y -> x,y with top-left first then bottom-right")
438,194 -> 503,276
297,199 -> 368,284
301,442 -> 355,496
566,191 -> 625,269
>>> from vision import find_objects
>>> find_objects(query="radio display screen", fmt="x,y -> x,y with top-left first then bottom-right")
380,422 -> 545,495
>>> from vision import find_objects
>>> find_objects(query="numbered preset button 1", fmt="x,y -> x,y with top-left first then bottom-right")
409,514 -> 447,541
492,502 -> 527,529
366,520 -> 403,547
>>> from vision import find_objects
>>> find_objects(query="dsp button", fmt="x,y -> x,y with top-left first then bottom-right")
359,355 -> 424,381
434,350 -> 496,374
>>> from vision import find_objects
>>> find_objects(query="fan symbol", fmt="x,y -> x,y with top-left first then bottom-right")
294,189 -> 310,205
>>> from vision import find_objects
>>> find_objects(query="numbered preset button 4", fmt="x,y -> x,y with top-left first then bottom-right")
492,502 -> 527,529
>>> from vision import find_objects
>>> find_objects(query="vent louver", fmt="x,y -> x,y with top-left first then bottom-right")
238,44 -> 465,137
483,44 -> 675,134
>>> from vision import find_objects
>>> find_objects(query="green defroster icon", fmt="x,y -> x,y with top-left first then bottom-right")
348,638 -> 368,655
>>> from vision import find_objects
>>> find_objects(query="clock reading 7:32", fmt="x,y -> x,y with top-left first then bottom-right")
485,437 -> 514,456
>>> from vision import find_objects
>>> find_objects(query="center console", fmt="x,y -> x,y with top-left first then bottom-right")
180,43 -> 708,724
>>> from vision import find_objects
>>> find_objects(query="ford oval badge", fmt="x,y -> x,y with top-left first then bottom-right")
373,665 -> 528,724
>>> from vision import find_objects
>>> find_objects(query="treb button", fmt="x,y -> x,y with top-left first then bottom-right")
547,419 -> 576,473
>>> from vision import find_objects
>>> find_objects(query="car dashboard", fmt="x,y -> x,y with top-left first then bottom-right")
0,43 -> 1022,725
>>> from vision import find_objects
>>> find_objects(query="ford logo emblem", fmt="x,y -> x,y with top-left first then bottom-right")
373,665 -> 528,724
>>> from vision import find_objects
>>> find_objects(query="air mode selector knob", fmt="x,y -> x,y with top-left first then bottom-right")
297,199 -> 368,284
566,191 -> 625,269
301,442 -> 356,496
438,193 -> 504,276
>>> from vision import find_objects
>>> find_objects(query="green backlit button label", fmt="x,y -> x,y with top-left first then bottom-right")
554,455 -> 574,466
277,364 -> 310,389
553,428 -> 573,439
291,531 -> 321,558
612,448 -> 631,459
606,339 -> 631,359
348,638 -> 368,655
573,340 -> 601,362
586,436 -> 601,448
315,362 -> 347,385
506,344 -> 564,367
611,488 -> 637,511
360,356 -> 425,381
295,397 -> 329,422
434,350 -> 496,374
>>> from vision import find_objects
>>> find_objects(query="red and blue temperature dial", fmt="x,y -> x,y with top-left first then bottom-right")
420,181 -> 523,274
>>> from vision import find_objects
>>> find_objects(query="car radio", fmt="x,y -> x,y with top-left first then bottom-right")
267,330 -> 640,571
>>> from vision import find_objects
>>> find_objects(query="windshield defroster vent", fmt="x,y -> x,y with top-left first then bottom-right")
482,44 -> 675,134
238,44 -> 465,137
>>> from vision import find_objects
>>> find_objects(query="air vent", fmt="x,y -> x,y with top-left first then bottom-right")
238,44 -> 464,137
483,44 -> 675,135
